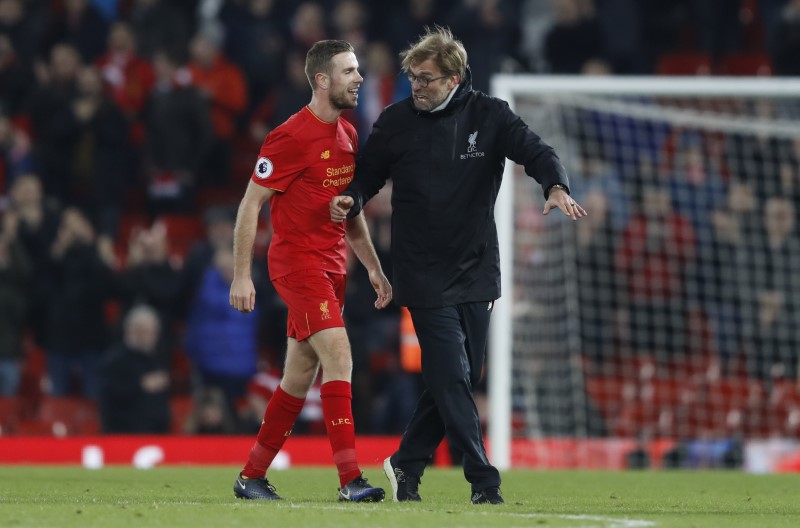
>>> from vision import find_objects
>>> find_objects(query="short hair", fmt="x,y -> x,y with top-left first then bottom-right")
305,40 -> 355,91
400,25 -> 467,78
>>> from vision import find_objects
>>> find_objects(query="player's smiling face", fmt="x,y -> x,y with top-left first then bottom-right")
328,51 -> 362,110
408,58 -> 458,111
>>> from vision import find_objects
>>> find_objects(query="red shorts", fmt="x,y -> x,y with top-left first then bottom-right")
272,270 -> 346,342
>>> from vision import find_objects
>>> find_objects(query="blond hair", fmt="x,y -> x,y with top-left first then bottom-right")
400,25 -> 467,78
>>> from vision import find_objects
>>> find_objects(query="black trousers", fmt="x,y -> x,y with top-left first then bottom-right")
392,302 -> 501,493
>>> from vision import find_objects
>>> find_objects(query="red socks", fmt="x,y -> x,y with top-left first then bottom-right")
241,386 -> 305,479
241,380 -> 361,488
321,380 -> 361,487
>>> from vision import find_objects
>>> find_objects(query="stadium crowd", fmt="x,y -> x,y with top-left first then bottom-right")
1,0 -> 799,438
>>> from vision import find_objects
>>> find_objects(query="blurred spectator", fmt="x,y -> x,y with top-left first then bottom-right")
187,23 -> 248,186
0,209 -> 31,395
668,135 -> 727,240
115,220 -> 182,358
519,0 -> 555,72
690,0 -> 743,61
184,386 -> 238,434
40,0 -> 109,63
142,49 -> 213,212
384,0 -> 442,56
95,21 -> 156,149
742,196 -> 800,380
239,368 -> 323,435
616,176 -> 696,360
219,0 -> 287,108
184,247 -> 259,411
0,0 -> 42,65
247,49 -> 311,145
543,0 -> 608,73
351,41 -> 410,144
332,0 -> 371,52
45,206 -> 114,398
595,0 -> 646,73
705,181 -> 753,364
448,0 -> 522,91
772,0 -> 800,76
181,205 -> 236,301
0,106 -> 33,187
99,304 -> 171,433
288,2 -> 328,53
575,188 -> 619,365
23,43 -> 82,200
63,65 -> 130,236
6,173 -> 60,346
0,34 -> 34,117
125,0 -> 191,61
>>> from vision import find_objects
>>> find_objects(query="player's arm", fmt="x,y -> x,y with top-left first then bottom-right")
230,180 -> 275,313
345,211 -> 392,309
331,120 -> 392,222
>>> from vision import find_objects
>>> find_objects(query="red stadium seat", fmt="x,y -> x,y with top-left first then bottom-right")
656,53 -> 712,76
23,397 -> 100,437
0,397 -> 23,435
169,396 -> 194,434
156,214 -> 206,260
717,53 -> 773,76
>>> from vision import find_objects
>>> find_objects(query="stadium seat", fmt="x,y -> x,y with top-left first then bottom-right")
169,396 -> 194,434
656,53 -> 712,76
156,213 -> 206,260
0,397 -> 22,435
24,397 -> 100,437
717,53 -> 773,76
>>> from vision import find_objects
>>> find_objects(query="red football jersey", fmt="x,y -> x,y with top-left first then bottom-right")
251,106 -> 358,279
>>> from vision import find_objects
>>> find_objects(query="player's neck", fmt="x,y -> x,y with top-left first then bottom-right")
307,97 -> 340,124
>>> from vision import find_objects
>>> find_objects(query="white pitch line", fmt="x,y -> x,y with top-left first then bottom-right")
282,503 -> 656,527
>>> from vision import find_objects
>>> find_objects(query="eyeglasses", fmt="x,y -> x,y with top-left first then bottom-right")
406,72 -> 449,88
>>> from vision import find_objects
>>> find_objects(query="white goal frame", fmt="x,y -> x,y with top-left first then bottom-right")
488,75 -> 800,470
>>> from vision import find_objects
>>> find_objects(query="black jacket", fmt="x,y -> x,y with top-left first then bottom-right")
344,68 -> 568,308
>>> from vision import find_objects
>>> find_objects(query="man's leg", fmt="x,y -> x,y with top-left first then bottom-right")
241,338 -> 318,479
307,327 -> 361,487
308,326 -> 385,501
408,304 -> 500,493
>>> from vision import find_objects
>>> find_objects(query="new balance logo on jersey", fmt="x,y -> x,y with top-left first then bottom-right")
320,301 -> 331,320
461,130 -> 485,159
320,150 -> 330,159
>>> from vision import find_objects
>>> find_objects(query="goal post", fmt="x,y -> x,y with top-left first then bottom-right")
489,75 -> 800,470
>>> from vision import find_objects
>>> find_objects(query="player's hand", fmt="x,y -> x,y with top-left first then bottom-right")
369,269 -> 393,309
330,195 -> 354,223
230,277 -> 256,313
543,188 -> 587,220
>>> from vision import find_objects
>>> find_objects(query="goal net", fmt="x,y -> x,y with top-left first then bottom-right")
488,76 -> 800,469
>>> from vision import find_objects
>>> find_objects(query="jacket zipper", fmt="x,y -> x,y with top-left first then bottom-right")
451,120 -> 458,160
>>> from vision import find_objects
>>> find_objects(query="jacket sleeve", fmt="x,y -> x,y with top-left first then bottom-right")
496,99 -> 569,198
343,115 -> 393,218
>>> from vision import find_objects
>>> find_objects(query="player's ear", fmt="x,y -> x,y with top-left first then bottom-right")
315,72 -> 329,90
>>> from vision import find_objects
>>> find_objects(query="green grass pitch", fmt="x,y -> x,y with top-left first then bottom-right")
0,466 -> 797,527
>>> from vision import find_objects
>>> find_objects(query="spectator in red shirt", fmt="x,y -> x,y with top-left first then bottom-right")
187,23 -> 248,186
95,21 -> 155,148
616,177 -> 696,360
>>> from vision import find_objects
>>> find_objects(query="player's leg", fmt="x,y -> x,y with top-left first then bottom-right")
277,269 -> 383,501
235,337 -> 318,500
306,326 -> 384,502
